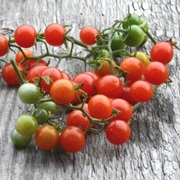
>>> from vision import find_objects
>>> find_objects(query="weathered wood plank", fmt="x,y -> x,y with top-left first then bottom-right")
0,0 -> 180,180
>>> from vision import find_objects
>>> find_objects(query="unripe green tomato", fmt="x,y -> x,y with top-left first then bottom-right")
99,49 -> 110,58
123,25 -> 145,47
18,83 -> 41,104
33,108 -> 49,125
15,114 -> 38,137
123,14 -> 148,31
11,128 -> 32,148
38,101 -> 57,114
111,32 -> 126,51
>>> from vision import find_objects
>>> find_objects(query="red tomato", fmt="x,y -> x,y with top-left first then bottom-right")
130,80 -> 154,102
41,67 -> 63,92
14,25 -> 37,48
35,125 -> 59,151
2,63 -> 24,86
59,126 -> 85,153
26,65 -> 47,83
61,71 -> 71,80
50,79 -> 76,104
23,59 -> 47,71
66,109 -> 90,132
0,36 -> 9,56
44,23 -> 66,46
88,94 -> 113,119
144,61 -> 169,85
111,98 -> 133,122
15,49 -> 34,64
106,120 -> 131,145
73,72 -> 96,97
120,57 -> 144,82
120,86 -> 137,105
150,41 -> 174,64
96,75 -> 123,98
94,60 -> 117,77
79,26 -> 99,45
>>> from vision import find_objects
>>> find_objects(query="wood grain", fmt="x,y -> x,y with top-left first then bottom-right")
0,0 -> 180,179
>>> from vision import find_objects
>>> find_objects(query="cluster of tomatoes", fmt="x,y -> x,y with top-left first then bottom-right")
0,14 -> 175,153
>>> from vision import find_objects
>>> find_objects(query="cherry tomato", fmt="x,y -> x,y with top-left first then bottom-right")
132,51 -> 150,66
11,128 -> 32,148
94,60 -> 117,77
144,62 -> 169,85
44,23 -> 66,46
35,125 -> 59,151
14,25 -> 37,48
123,25 -> 145,47
120,57 -> 144,82
59,126 -> 85,153
66,109 -> 90,132
88,94 -> 113,119
15,114 -> 38,137
96,75 -> 123,98
120,86 -> 137,105
130,80 -> 154,102
18,83 -> 42,104
73,72 -> 96,97
23,59 -> 47,71
2,63 -> 24,86
15,49 -> 34,64
111,32 -> 126,51
33,108 -> 49,125
150,41 -> 174,64
79,26 -> 99,45
50,79 -> 76,104
41,67 -> 63,93
111,98 -> 133,122
0,35 -> 9,56
26,65 -> 47,83
61,71 -> 71,80
106,120 -> 131,145
38,101 -> 57,114
84,71 -> 100,82
123,14 -> 148,31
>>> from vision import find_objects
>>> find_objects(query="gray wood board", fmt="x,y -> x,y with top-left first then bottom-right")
0,0 -> 180,180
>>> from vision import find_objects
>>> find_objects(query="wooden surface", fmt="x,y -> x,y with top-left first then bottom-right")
0,0 -> 180,180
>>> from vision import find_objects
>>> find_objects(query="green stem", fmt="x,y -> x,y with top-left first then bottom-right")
142,28 -> 156,44
10,60 -> 25,84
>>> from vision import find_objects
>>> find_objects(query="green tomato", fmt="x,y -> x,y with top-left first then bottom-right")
11,128 -> 32,148
33,108 -> 49,125
98,49 -> 110,58
123,25 -> 145,47
15,114 -> 38,137
38,101 -> 57,114
111,32 -> 126,51
18,83 -> 41,104
123,14 -> 148,31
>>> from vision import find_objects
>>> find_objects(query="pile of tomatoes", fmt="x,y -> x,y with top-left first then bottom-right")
0,14 -> 175,153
